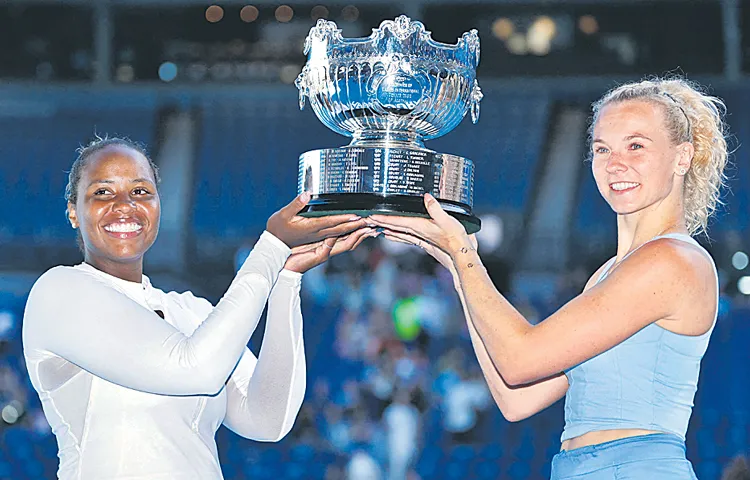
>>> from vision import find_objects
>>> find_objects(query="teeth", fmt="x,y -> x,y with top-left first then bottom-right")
104,223 -> 142,233
611,182 -> 640,191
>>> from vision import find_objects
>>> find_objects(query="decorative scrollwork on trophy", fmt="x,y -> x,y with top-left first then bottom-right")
295,15 -> 484,233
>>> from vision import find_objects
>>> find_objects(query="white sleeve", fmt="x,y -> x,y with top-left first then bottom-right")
22,231 -> 291,396
222,269 -> 306,441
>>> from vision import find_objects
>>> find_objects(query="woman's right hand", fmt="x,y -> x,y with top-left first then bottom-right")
266,192 -> 367,248
284,227 -> 377,274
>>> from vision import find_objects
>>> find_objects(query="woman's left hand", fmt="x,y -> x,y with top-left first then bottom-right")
284,227 -> 376,274
366,193 -> 472,257
381,229 -> 478,276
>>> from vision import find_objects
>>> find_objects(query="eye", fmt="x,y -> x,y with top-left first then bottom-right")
93,188 -> 111,195
593,146 -> 609,154
629,143 -> 644,150
133,187 -> 151,195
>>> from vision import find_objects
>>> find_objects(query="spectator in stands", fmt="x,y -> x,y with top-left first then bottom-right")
441,364 -> 491,445
346,449 -> 383,480
383,388 -> 420,480
22,136 -> 372,480
371,76 -> 729,479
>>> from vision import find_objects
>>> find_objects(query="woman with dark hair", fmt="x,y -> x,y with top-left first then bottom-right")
23,137 -> 373,479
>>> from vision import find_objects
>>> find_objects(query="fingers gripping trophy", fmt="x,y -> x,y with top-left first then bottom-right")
295,15 -> 484,233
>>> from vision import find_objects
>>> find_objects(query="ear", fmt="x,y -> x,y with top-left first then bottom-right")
675,142 -> 694,176
67,202 -> 79,229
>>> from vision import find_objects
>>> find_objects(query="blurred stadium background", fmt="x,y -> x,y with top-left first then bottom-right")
0,0 -> 749,479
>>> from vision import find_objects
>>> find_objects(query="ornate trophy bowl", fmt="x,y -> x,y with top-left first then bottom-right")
295,15 -> 484,233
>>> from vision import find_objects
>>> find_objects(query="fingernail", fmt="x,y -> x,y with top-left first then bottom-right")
348,215 -> 362,221
301,191 -> 311,202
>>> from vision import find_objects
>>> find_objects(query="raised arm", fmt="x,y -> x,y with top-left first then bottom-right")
450,238 -> 713,386
456,259 -> 623,421
369,194 -> 716,387
23,232 -> 290,396
222,270 -> 305,441
460,287 -> 568,422
383,229 -> 569,422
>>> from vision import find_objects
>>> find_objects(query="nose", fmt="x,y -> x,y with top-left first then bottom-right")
112,194 -> 136,214
605,152 -> 627,174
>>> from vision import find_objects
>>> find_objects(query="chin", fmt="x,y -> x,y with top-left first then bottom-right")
109,254 -> 145,264
108,246 -> 148,262
609,201 -> 649,217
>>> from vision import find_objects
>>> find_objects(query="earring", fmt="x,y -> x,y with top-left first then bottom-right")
679,168 -> 687,175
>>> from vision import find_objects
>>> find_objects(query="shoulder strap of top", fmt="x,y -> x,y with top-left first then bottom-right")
641,233 -> 720,333
596,257 -> 617,284
596,233 -> 717,286
654,233 -> 716,265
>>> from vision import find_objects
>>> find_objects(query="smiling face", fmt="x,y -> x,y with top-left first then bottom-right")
591,100 -> 693,218
67,145 -> 160,278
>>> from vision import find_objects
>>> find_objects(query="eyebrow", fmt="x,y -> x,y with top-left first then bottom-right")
87,178 -> 154,188
87,179 -> 114,188
624,133 -> 653,142
592,133 -> 653,144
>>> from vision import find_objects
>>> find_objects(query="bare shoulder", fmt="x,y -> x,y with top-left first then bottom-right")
604,238 -> 713,284
637,237 -> 715,285
607,238 -> 717,334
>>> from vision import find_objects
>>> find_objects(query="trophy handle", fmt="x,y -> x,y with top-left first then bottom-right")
295,67 -> 309,110
470,79 -> 483,124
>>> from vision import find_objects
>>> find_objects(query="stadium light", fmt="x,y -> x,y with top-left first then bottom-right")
205,5 -> 224,23
732,251 -> 749,270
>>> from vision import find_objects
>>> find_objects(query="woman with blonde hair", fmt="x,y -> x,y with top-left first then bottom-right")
368,77 -> 729,478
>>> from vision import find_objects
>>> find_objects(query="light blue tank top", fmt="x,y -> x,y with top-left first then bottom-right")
561,233 -> 718,442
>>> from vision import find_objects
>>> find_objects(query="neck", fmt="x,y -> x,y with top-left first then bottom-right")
615,199 -> 688,262
84,257 -> 144,283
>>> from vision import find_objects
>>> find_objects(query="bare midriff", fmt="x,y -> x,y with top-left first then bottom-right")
560,429 -> 663,451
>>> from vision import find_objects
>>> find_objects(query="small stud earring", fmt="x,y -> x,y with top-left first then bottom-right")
679,168 -> 687,175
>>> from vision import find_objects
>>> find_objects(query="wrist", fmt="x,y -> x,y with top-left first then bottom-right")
449,241 -> 480,272
284,265 -> 305,274
283,256 -> 308,274
447,234 -> 476,258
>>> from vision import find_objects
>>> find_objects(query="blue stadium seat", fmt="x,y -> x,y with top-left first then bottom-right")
445,460 -> 470,480
507,460 -> 531,480
474,460 -> 501,479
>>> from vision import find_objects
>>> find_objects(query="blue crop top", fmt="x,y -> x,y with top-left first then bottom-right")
561,233 -> 718,442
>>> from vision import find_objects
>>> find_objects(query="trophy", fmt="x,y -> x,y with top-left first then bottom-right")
295,15 -> 484,233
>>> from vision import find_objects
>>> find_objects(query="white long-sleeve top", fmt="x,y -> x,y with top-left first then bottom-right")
22,231 -> 306,480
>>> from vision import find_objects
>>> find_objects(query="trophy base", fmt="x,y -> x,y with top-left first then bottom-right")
299,193 -> 481,234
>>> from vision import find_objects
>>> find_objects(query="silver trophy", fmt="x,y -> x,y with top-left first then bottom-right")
295,15 -> 483,233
